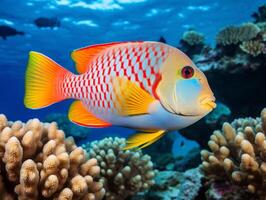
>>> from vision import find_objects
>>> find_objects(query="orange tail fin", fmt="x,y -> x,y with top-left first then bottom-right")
24,51 -> 72,109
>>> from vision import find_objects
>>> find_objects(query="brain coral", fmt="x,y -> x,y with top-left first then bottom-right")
0,115 -> 105,200
182,30 -> 205,46
201,108 -> 266,196
83,137 -> 155,200
216,23 -> 260,45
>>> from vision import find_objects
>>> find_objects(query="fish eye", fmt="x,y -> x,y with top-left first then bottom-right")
181,66 -> 194,79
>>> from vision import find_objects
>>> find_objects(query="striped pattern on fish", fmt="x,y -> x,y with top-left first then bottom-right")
60,42 -> 170,117
24,41 -> 216,150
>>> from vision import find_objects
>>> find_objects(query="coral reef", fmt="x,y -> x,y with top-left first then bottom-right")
205,181 -> 255,200
138,131 -> 201,172
179,30 -> 206,56
143,133 -> 175,171
200,108 -> 266,197
182,30 -> 205,46
82,137 -> 155,200
0,115 -> 105,200
205,102 -> 231,128
180,4 -> 266,121
216,23 -> 260,45
240,40 -> 265,56
252,4 -> 266,23
180,103 -> 232,149
257,22 -> 266,32
45,113 -> 90,139
146,167 -> 203,200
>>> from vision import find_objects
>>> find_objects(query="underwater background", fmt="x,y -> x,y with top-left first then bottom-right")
0,0 -> 266,199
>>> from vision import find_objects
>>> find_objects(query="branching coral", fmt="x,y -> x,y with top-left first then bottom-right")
200,108 -> 266,196
0,115 -> 105,200
182,31 -> 205,46
216,23 -> 260,45
240,40 -> 265,56
82,137 -> 155,200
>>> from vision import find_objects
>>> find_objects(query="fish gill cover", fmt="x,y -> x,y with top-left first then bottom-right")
0,0 -> 266,200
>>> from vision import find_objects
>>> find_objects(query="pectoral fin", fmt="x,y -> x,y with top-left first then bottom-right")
112,77 -> 155,116
124,130 -> 166,150
68,100 -> 111,128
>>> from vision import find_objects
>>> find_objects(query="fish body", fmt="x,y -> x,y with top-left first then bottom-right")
34,17 -> 60,29
0,25 -> 24,40
24,41 -> 216,149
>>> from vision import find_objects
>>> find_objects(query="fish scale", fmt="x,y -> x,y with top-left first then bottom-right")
62,42 -> 170,116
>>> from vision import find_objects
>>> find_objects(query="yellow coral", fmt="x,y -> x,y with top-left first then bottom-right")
0,116 -> 105,200
240,40 -> 265,56
201,108 -> 266,196
216,23 -> 260,45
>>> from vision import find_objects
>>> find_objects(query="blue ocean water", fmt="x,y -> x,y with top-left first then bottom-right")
0,0 -> 265,141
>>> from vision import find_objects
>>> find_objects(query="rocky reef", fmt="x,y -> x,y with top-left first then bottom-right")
146,167 -> 203,200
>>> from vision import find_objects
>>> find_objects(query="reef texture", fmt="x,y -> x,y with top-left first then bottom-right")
146,167 -> 203,200
177,4 -> 266,128
240,40 -> 265,56
0,115 -> 105,200
205,181 -> 256,200
45,113 -> 90,139
179,30 -> 205,56
200,108 -> 266,197
182,30 -> 205,46
204,102 -> 231,127
252,4 -> 266,23
83,137 -> 155,200
216,23 -> 260,45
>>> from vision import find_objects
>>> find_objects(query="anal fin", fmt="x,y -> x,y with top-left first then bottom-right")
123,130 -> 166,150
68,101 -> 111,128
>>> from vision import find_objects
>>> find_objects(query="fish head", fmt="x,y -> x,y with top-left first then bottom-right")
156,47 -> 216,118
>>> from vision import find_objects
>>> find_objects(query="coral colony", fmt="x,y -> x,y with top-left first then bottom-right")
0,116 -> 105,200
0,3 -> 265,200
201,108 -> 266,199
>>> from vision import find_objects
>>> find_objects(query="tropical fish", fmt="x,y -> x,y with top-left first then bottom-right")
0,25 -> 24,40
34,17 -> 60,29
24,41 -> 216,149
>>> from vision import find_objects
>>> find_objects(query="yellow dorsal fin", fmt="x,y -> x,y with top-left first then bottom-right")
112,77 -> 155,116
68,100 -> 111,127
71,42 -> 129,74
123,130 -> 166,150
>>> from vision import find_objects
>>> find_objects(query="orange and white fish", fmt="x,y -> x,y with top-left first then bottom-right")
24,41 -> 216,149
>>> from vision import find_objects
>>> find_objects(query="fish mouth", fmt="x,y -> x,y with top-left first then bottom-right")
200,96 -> 216,110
